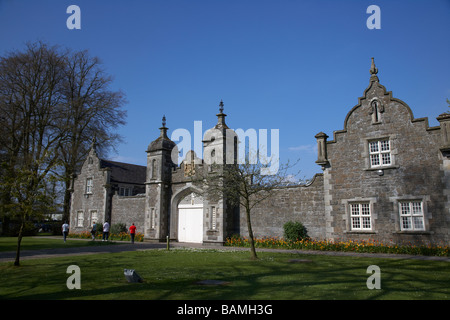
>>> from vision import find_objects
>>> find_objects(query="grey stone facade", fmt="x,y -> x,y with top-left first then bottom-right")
69,142 -> 146,233
70,59 -> 450,245
240,58 -> 450,245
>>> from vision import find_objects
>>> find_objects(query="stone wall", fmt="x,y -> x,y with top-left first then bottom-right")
110,195 -> 145,232
237,174 -> 326,239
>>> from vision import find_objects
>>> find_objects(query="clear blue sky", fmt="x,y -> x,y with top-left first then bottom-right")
1,0 -> 449,180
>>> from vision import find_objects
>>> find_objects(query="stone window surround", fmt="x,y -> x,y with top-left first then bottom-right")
350,202 -> 372,230
75,209 -> 101,229
398,201 -> 425,231
369,98 -> 384,125
389,195 -> 432,234
369,139 -> 391,167
85,177 -> 93,194
76,210 -> 84,227
211,206 -> 217,231
361,134 -> 399,171
151,159 -> 157,179
149,207 -> 156,230
205,205 -> 219,232
89,210 -> 98,227
342,195 -> 432,235
341,197 -> 378,234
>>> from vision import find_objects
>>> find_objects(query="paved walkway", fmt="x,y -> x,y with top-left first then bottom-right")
1,238 -> 449,263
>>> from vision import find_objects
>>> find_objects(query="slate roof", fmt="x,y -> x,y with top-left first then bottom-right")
100,159 -> 146,185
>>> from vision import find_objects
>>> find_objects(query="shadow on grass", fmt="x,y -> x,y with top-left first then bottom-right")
2,250 -> 449,300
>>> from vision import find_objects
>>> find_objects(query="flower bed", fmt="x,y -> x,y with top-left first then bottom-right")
225,235 -> 450,257
68,231 -> 144,242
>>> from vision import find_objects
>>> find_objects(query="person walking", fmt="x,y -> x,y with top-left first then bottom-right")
102,221 -> 110,241
129,223 -> 137,244
91,221 -> 97,240
62,221 -> 70,243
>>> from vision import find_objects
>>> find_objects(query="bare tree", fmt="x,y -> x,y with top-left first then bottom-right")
201,149 -> 300,260
0,42 -> 127,265
58,49 -> 127,222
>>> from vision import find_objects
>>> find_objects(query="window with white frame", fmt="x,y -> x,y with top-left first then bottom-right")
85,178 -> 93,194
211,206 -> 217,230
369,139 -> 391,168
77,210 -> 84,227
350,203 -> 372,230
150,208 -> 156,229
399,201 -> 425,231
90,210 -> 98,226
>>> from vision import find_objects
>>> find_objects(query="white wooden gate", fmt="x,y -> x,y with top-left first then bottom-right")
177,193 -> 203,243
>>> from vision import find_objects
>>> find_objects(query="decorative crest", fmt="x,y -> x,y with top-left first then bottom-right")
219,100 -> 224,114
162,115 -> 166,127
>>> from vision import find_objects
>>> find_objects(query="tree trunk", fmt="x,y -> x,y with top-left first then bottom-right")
14,220 -> 24,266
62,178 -> 72,224
245,206 -> 258,260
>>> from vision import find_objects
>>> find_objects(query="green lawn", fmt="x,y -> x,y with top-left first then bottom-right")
1,246 -> 449,300
0,236 -> 118,252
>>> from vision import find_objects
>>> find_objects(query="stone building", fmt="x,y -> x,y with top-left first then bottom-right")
69,141 -> 146,231
69,59 -> 450,245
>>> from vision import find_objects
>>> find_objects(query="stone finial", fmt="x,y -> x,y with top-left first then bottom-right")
370,57 -> 379,82
159,115 -> 169,139
437,113 -> 450,154
215,100 -> 228,129
147,115 -> 176,152
315,132 -> 329,169
90,135 -> 97,152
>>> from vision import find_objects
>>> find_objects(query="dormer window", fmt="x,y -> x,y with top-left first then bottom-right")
119,187 -> 131,196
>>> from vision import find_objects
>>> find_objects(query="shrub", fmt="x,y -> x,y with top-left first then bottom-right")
50,221 -> 63,235
5,221 -> 38,237
68,231 -> 145,242
283,221 -> 309,241
110,222 -> 127,234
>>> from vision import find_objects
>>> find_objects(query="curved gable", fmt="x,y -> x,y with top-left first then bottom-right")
328,59 -> 436,144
